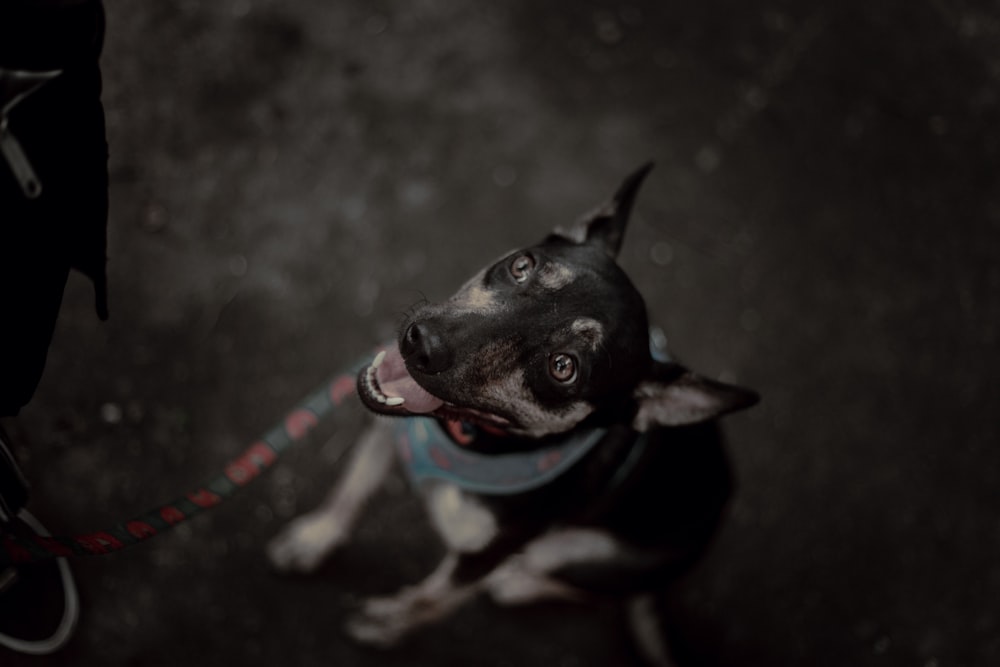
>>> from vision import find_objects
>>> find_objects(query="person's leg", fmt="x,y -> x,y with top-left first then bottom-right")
0,1 -> 108,654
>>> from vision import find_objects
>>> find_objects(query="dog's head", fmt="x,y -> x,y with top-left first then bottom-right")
358,164 -> 757,438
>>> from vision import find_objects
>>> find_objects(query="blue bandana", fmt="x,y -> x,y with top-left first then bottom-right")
393,418 -> 608,495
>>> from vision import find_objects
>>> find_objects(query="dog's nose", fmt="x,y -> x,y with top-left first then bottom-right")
401,321 -> 452,374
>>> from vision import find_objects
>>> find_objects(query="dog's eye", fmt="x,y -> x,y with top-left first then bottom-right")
509,254 -> 535,283
548,353 -> 577,383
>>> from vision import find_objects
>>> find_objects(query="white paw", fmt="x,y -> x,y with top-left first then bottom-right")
487,566 -> 583,606
486,557 -> 587,606
344,593 -> 419,647
266,515 -> 347,574
487,568 -> 547,605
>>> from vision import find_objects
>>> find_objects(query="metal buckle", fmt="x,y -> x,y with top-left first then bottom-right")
0,426 -> 29,525
0,68 -> 62,199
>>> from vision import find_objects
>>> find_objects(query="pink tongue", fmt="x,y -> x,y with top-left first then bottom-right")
377,346 -> 445,414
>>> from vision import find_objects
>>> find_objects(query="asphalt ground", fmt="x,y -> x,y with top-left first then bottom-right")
4,1 -> 999,665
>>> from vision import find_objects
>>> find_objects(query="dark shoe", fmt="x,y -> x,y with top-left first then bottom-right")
0,511 -> 79,654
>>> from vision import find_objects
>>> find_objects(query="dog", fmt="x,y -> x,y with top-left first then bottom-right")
267,164 -> 758,664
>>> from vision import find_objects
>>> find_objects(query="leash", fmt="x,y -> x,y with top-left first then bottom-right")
2,327 -> 672,566
0,368 -> 361,567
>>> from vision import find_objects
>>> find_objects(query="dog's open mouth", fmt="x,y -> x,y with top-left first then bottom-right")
357,346 -> 512,431
360,346 -> 444,413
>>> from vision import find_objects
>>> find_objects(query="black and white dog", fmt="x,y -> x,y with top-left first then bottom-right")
268,164 -> 757,664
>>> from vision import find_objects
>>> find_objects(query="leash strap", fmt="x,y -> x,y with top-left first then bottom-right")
0,369 -> 360,566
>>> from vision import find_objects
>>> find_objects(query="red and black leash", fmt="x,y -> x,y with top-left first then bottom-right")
1,369 -> 360,566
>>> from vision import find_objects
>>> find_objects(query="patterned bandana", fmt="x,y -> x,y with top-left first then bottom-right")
393,417 -> 609,495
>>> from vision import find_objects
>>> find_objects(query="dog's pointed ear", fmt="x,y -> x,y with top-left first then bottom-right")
631,363 -> 759,432
552,162 -> 654,258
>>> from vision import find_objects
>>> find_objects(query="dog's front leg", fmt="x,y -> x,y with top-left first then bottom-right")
346,482 -> 528,646
486,528 -> 680,667
345,552 -> 481,647
484,528 -> 617,606
267,419 -> 395,573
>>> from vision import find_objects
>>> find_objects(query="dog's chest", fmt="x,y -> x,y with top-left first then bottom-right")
392,417 -> 621,554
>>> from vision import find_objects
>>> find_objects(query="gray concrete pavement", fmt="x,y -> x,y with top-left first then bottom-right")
5,1 -> 999,665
